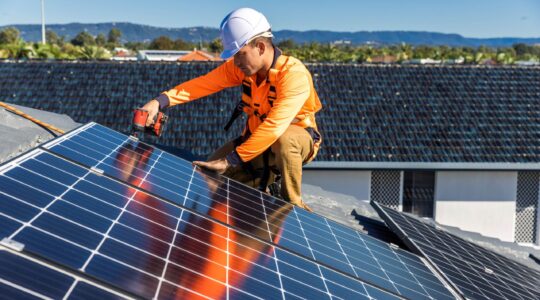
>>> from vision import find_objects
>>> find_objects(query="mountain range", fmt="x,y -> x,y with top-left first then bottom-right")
2,22 -> 540,47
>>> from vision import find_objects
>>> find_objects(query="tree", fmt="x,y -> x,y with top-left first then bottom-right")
2,41 -> 35,59
125,41 -> 148,51
474,52 -> 485,64
107,28 -> 122,45
78,46 -> 111,60
71,31 -> 95,46
277,39 -> 296,49
208,38 -> 223,53
95,33 -> 106,46
60,43 -> 79,59
437,45 -> 450,60
413,45 -> 436,59
495,51 -> 514,65
173,38 -> 191,50
477,45 -> 494,55
35,43 -> 62,59
0,27 -> 20,44
46,30 -> 64,46
149,36 -> 174,50
513,43 -> 529,57
396,43 -> 412,62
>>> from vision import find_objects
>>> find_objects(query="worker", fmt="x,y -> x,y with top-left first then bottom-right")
141,7 -> 322,211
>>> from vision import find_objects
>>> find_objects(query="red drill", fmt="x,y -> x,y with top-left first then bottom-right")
132,108 -> 168,137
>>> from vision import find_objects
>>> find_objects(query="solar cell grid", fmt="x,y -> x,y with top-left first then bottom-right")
0,147 -> 403,299
40,122 -> 456,300
0,245 -> 128,299
373,201 -> 540,300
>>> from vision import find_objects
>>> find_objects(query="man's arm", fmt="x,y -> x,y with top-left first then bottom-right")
157,59 -> 243,108
142,59 -> 243,125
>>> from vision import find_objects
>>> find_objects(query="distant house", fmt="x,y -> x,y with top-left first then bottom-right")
515,60 -> 540,66
400,58 -> 465,65
178,49 -> 222,62
137,50 -> 190,61
479,58 -> 497,65
369,55 -> 397,64
403,58 -> 442,64
111,47 -> 137,61
444,57 -> 465,64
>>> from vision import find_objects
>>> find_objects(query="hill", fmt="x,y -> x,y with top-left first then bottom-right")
2,22 -> 540,47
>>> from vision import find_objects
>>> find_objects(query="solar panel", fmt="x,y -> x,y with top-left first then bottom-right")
372,201 -> 540,300
0,148 -> 405,299
36,122 -> 458,299
0,246 -> 128,299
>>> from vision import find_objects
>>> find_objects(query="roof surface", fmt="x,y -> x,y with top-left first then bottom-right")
1,106 -> 539,275
0,103 -> 79,163
1,61 -> 539,165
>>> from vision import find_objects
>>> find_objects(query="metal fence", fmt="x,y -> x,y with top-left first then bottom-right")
515,171 -> 539,244
370,171 -> 401,209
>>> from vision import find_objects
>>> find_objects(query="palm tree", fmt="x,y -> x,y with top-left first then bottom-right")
35,43 -> 62,59
474,52 -> 486,64
396,43 -> 412,62
78,46 -> 111,60
2,41 -> 36,59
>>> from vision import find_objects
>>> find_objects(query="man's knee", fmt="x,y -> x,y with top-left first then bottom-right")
271,126 -> 312,160
271,132 -> 297,156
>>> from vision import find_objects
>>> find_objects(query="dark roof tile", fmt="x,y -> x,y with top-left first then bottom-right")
1,61 -> 539,163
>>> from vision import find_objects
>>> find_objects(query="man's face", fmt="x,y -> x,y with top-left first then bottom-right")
233,43 -> 263,76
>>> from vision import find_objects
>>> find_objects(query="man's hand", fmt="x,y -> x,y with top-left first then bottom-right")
193,157 -> 230,174
140,99 -> 160,127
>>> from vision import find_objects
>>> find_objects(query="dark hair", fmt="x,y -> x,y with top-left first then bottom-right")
249,36 -> 273,47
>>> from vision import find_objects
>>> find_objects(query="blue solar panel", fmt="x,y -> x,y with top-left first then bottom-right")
0,245 -> 127,299
35,122 -> 457,299
372,201 -> 540,300
0,147 -> 404,299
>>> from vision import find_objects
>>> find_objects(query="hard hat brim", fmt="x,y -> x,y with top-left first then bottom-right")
220,47 -> 240,60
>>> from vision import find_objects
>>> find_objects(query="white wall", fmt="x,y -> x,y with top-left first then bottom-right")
302,170 -> 371,201
435,171 -> 517,242
537,179 -> 540,245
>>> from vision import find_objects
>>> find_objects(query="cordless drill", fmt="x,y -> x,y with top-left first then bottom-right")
132,108 -> 168,137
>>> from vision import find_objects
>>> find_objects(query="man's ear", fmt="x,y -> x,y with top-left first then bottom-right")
257,41 -> 266,56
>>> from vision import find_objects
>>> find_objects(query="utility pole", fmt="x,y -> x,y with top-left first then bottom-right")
41,0 -> 46,44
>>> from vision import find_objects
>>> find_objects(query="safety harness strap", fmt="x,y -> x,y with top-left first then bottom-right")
224,49 -> 320,189
224,79 -> 251,131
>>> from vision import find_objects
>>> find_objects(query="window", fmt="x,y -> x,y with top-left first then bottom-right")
402,171 -> 435,217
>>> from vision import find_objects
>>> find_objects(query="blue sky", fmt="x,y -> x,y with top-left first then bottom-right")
1,0 -> 539,38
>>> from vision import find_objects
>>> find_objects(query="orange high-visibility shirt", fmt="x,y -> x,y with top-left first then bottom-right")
157,51 -> 322,162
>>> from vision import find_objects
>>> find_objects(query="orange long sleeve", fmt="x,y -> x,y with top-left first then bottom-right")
159,59 -> 243,106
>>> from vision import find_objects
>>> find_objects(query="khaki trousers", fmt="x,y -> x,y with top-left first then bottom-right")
209,125 -> 314,206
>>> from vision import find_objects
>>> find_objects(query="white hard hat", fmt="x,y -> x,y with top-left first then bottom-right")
219,8 -> 273,59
